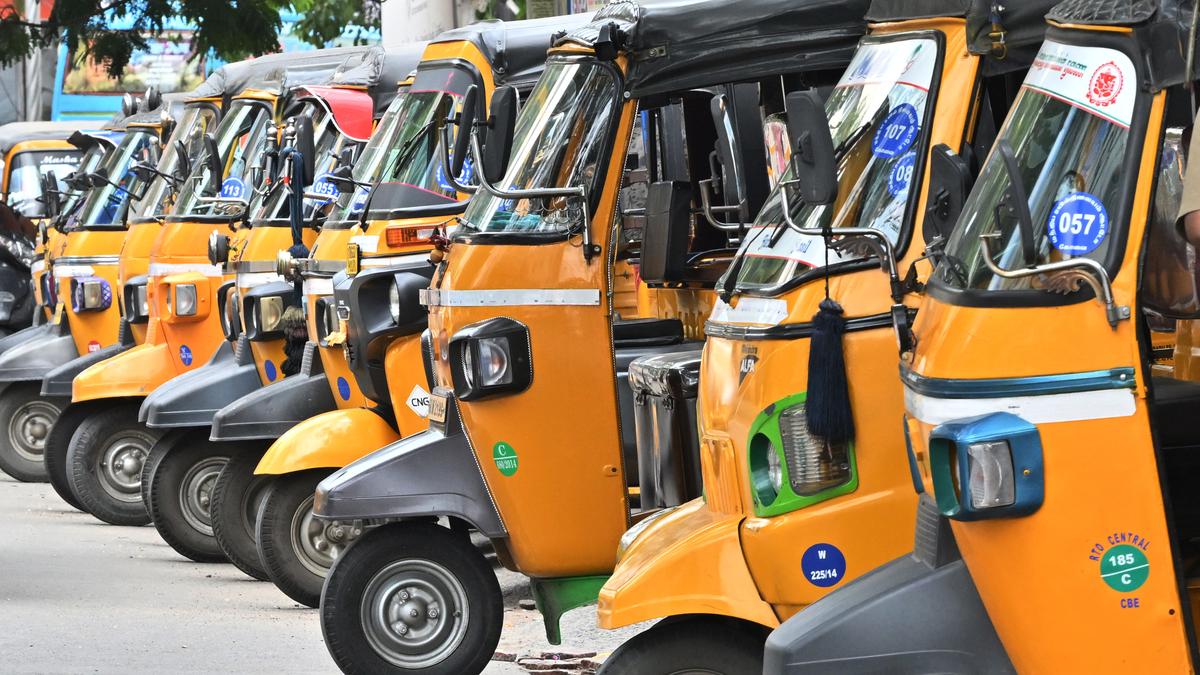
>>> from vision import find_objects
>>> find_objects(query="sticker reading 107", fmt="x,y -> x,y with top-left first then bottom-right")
1047,191 -> 1109,255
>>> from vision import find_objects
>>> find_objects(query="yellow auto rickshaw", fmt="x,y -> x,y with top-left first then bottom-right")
765,1 -> 1200,672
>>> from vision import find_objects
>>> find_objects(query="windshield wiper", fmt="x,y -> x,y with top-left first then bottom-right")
993,139 -> 1036,266
355,117 -> 441,230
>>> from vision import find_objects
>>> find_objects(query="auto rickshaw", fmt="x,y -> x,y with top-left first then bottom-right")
594,2 -> 1057,671
310,1 -> 869,671
57,48 -> 376,527
137,46 -> 419,577
764,1 -> 1200,672
249,15 -> 589,610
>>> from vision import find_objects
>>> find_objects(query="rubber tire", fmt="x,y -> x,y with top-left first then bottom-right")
596,616 -> 769,675
210,446 -> 272,580
256,470 -> 334,607
321,522 -> 503,675
67,402 -> 160,526
43,402 -> 98,511
0,383 -> 63,482
148,433 -> 230,563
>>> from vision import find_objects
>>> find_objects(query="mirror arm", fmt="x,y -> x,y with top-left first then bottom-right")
197,195 -> 250,210
978,232 -> 1129,328
697,178 -> 743,232
438,123 -> 476,194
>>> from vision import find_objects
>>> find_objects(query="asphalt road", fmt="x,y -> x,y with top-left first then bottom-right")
0,475 -> 646,674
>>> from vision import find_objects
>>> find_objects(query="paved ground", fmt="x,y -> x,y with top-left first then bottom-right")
0,475 -> 647,674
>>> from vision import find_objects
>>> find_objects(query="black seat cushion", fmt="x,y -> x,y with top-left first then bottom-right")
1150,376 -> 1200,449
614,317 -> 685,347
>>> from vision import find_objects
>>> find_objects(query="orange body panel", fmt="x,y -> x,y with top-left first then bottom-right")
307,227 -> 367,409
235,225 -> 316,383
117,219 -> 160,345
255,406 -> 401,475
383,334 -> 431,438
55,228 -> 126,355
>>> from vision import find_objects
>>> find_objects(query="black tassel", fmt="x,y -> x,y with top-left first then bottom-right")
279,305 -> 308,377
806,297 -> 854,444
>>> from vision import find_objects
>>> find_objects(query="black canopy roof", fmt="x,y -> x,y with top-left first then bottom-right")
560,0 -> 868,98
867,0 -> 1059,73
0,121 -> 101,156
432,13 -> 597,89
324,44 -> 428,116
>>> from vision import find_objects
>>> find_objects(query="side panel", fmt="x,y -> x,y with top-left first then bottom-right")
255,407 -> 401,475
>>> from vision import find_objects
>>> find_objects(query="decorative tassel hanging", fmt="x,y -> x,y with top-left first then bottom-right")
806,231 -> 855,445
280,147 -> 311,377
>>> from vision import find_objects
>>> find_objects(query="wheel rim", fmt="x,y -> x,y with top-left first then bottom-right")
178,457 -> 227,536
360,558 -> 470,669
96,429 -> 155,503
289,495 -> 361,577
8,399 -> 59,462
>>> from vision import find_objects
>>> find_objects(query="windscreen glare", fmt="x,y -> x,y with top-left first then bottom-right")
135,105 -> 219,219
72,130 -> 159,228
173,100 -> 273,218
7,150 -> 84,218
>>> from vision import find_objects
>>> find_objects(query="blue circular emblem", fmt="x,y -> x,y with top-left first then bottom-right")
179,345 -> 193,366
801,543 -> 847,588
219,177 -> 246,200
1047,191 -> 1109,255
264,359 -> 277,382
888,152 -> 917,197
309,174 -> 338,205
351,186 -> 370,212
872,103 -> 920,159
336,376 -> 351,401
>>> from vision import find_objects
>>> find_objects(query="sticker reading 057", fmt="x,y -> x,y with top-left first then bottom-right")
1047,191 -> 1109,255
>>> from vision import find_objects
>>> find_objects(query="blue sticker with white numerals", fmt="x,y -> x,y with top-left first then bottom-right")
1047,191 -> 1108,255
872,103 -> 919,159
801,543 -> 846,587
219,177 -> 246,200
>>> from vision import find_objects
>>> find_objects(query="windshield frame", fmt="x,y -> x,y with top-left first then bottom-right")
926,27 -> 1152,309
729,29 -> 946,299
72,127 -> 160,231
452,54 -> 626,246
133,100 -> 221,224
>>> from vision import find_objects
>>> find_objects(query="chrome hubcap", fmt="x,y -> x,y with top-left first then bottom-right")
290,495 -> 361,576
361,559 -> 468,669
8,399 -> 60,462
179,457 -> 227,536
97,431 -> 154,503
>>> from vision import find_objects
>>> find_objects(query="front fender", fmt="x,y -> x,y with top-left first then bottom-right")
762,495 -> 1013,674
255,407 -> 400,475
0,323 -> 76,383
42,341 -> 131,397
211,343 -> 336,441
313,421 -> 505,539
0,322 -> 52,356
599,499 -> 778,631
73,342 -> 175,402
139,337 -> 260,428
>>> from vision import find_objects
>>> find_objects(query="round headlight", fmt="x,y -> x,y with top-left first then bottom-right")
767,447 -> 784,494
477,338 -> 511,387
388,281 -> 401,324
461,347 -> 474,389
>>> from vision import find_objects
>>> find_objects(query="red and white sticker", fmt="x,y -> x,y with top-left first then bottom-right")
1024,41 -> 1135,128
87,340 -> 100,353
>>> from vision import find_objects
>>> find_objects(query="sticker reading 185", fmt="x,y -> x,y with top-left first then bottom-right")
872,103 -> 919,159
801,543 -> 846,588
493,441 -> 519,477
1047,191 -> 1109,255
1089,531 -> 1151,607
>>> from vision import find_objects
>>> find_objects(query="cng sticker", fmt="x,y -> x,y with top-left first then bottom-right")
493,441 -> 518,477
406,384 -> 430,418
801,543 -> 846,588
1100,544 -> 1149,593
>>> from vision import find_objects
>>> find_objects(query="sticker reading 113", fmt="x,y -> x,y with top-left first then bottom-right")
1047,191 -> 1108,255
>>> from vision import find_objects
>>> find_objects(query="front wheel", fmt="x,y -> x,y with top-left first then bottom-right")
0,383 -> 64,482
43,402 -> 98,511
67,402 -> 161,526
210,446 -> 272,580
147,433 -> 229,562
596,616 -> 770,675
321,522 -> 502,675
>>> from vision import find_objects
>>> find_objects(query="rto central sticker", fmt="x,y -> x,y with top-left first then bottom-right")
801,543 -> 846,588
1047,192 -> 1108,255
1088,531 -> 1151,608
406,384 -> 430,418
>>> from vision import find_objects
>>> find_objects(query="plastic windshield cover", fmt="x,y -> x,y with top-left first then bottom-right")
172,99 -> 273,219
328,65 -> 476,222
7,150 -> 83,218
135,105 -> 220,219
933,39 -> 1136,292
68,129 -> 159,228
726,37 -> 938,294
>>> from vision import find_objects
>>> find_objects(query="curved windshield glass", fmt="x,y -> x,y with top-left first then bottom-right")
134,104 -> 219,219
259,103 -> 356,222
935,41 -> 1136,292
728,38 -> 938,292
173,99 -> 273,218
70,130 -> 159,228
55,143 -> 107,222
329,65 -> 476,222
8,150 -> 83,218
460,58 -> 620,235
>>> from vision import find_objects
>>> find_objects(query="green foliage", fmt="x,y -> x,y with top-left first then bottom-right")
290,0 -> 379,47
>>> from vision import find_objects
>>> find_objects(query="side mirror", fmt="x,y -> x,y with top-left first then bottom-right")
710,94 -> 745,211
294,115 -> 316,183
40,174 -> 61,217
142,87 -> 162,113
159,108 -> 176,146
337,145 -> 356,169
328,164 -> 356,193
923,143 -> 971,245
87,168 -> 111,189
131,162 -> 156,183
121,93 -> 137,117
451,84 -> 480,177
173,139 -> 192,181
203,133 -> 222,182
481,86 -> 518,185
785,89 -> 837,206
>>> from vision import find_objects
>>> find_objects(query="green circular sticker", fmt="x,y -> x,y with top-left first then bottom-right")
1100,544 -> 1149,592
493,441 -> 518,477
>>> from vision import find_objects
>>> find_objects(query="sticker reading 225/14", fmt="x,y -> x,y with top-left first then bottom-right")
1048,191 -> 1108,255
801,543 -> 846,588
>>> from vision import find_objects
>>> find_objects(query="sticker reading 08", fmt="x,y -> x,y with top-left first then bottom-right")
872,103 -> 919,159
1047,191 -> 1108,255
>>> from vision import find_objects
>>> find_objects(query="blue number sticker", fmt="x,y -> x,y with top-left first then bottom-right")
888,152 -> 917,196
219,177 -> 246,200
351,186 -> 370,212
309,174 -> 338,205
801,543 -> 846,588
264,359 -> 277,382
336,376 -> 351,401
872,103 -> 919,159
179,345 -> 193,366
1047,192 -> 1108,255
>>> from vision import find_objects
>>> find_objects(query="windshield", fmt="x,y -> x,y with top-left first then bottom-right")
173,99 -> 273,218
459,58 -> 620,235
55,144 -> 107,221
329,65 -> 476,222
935,41 -> 1136,293
728,38 -> 938,292
7,150 -> 84,217
259,103 -> 355,222
71,130 -> 159,228
134,104 -> 219,219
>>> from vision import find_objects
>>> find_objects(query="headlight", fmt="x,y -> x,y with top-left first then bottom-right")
258,295 -> 285,333
220,288 -> 240,340
121,281 -> 150,323
615,506 -> 678,563
748,397 -> 858,516
965,441 -> 1015,509
928,411 -> 1043,521
779,403 -> 852,496
174,284 -> 198,316
208,231 -> 230,265
388,281 -> 401,324
70,276 -> 112,313
448,317 -> 532,402
749,433 -> 781,507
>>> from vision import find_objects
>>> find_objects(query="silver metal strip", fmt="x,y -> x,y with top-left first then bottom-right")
31,259 -> 45,274
236,260 -> 278,274
419,288 -> 601,308
238,271 -> 286,288
54,255 -> 120,266
303,278 -> 334,297
360,253 -> 430,269
148,262 -> 224,278
53,265 -> 95,279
